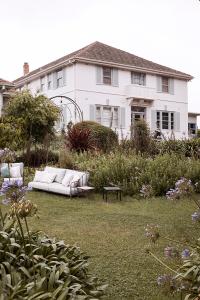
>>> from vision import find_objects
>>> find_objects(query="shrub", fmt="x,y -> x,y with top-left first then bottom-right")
74,121 -> 118,152
0,181 -> 106,299
17,148 -> 59,167
131,120 -> 151,154
58,148 -> 74,169
66,126 -> 95,152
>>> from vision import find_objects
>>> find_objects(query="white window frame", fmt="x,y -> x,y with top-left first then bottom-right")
102,67 -> 112,85
156,111 -> 174,130
40,76 -> 45,92
95,105 -> 119,128
161,77 -> 169,93
47,73 -> 52,90
56,69 -> 63,88
131,72 -> 146,86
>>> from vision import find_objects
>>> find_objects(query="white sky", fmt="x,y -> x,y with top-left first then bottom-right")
1,0 -> 200,113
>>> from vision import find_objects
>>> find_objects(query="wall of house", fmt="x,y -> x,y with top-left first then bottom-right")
15,62 -> 189,139
0,93 -> 3,117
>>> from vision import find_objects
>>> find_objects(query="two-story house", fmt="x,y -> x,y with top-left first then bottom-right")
0,78 -> 14,117
13,41 -> 194,139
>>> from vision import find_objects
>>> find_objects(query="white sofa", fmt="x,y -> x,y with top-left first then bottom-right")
28,166 -> 89,196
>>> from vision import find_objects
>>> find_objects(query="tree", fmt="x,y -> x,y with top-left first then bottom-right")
4,90 -> 60,162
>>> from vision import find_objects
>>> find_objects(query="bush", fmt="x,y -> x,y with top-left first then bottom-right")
73,152 -> 200,196
0,181 -> 106,299
74,121 -> 118,152
58,149 -> 74,169
66,126 -> 95,152
131,120 -> 151,154
17,148 -> 59,167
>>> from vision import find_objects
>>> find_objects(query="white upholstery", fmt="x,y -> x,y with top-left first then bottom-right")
29,167 -> 89,196
4,177 -> 23,183
28,181 -> 50,191
44,167 -> 66,184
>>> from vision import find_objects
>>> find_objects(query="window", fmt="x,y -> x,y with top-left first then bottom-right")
40,77 -> 45,91
47,73 -> 52,89
188,123 -> 196,135
131,72 -> 146,85
103,67 -> 112,85
95,105 -> 119,128
162,77 -> 169,93
156,111 -> 174,130
56,69 -> 63,88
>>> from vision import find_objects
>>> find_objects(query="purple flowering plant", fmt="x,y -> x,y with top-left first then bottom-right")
145,189 -> 200,300
166,177 -> 194,201
0,179 -> 37,248
0,148 -> 16,164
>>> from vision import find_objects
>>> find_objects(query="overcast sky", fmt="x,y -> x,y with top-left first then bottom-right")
1,0 -> 200,112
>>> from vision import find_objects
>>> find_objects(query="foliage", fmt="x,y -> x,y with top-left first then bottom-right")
131,120 -> 151,154
0,148 -> 16,163
17,148 -> 59,167
66,126 -> 95,152
0,180 -> 106,299
73,152 -> 200,196
4,90 -> 60,162
58,149 -> 74,169
74,121 -> 118,152
145,189 -> 200,300
0,117 -> 23,150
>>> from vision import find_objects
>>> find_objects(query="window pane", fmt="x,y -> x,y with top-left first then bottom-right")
162,77 -> 169,93
96,106 -> 101,124
171,113 -> 174,130
162,112 -> 169,129
156,111 -> 160,129
103,67 -> 112,85
102,107 -> 112,126
132,72 -> 145,85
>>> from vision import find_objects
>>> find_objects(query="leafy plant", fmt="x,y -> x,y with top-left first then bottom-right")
74,121 -> 118,152
0,180 -> 107,299
66,126 -> 95,152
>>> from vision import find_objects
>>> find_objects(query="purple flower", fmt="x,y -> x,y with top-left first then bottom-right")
157,274 -> 172,286
181,249 -> 190,259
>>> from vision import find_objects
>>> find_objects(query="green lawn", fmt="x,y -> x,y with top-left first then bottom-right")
8,191 -> 200,299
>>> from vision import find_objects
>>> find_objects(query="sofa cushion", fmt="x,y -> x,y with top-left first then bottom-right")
28,181 -> 50,191
62,173 -> 74,187
34,171 -> 56,184
48,182 -> 78,196
1,165 -> 10,178
4,177 -> 23,184
10,166 -> 21,178
44,167 -> 66,184
65,170 -> 89,186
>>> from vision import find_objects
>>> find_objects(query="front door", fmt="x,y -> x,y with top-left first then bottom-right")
131,106 -> 146,125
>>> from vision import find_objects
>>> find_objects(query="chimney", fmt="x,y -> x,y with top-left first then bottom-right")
23,62 -> 29,76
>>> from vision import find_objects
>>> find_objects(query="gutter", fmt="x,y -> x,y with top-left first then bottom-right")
13,57 -> 193,87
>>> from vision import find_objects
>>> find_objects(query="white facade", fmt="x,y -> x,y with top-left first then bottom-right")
15,62 -> 190,139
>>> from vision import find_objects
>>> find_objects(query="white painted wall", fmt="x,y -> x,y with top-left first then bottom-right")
16,62 -> 189,139
0,93 -> 3,117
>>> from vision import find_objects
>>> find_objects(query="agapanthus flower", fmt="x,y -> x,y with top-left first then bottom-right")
157,274 -> 172,286
181,249 -> 190,259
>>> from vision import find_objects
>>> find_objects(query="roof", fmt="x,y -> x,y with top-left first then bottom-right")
188,112 -> 200,117
13,41 -> 193,84
0,78 -> 14,87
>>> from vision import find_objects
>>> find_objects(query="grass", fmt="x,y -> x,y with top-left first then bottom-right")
3,191 -> 200,300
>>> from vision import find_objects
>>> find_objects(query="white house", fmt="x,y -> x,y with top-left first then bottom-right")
0,78 -> 14,117
13,41 -> 195,139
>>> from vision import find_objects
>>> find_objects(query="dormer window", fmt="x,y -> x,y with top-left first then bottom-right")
131,72 -> 146,85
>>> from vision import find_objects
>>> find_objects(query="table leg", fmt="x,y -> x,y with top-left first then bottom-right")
120,190 -> 122,201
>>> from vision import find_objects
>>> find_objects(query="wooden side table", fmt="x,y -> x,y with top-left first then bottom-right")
103,186 -> 122,202
77,186 -> 95,197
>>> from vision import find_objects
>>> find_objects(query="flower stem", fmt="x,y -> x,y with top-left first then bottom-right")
148,250 -> 180,275
163,236 -> 196,248
16,214 -> 26,249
